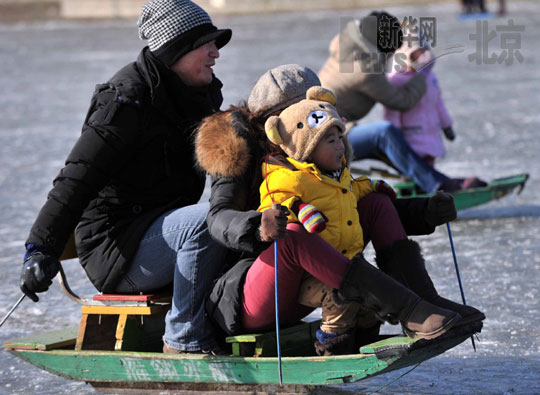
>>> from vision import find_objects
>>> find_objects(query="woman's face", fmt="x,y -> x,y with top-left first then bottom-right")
171,41 -> 220,87
308,126 -> 345,172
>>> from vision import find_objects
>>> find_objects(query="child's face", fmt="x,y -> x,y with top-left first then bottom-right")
309,126 -> 345,172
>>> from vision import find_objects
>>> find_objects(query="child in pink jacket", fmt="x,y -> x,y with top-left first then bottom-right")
384,42 -> 455,167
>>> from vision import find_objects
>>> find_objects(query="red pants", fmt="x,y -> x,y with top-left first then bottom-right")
242,193 -> 406,331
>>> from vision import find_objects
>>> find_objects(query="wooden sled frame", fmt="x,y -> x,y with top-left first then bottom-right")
56,234 -> 171,352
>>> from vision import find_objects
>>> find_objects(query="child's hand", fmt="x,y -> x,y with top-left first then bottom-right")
371,179 -> 396,200
442,126 -> 456,141
294,202 -> 327,234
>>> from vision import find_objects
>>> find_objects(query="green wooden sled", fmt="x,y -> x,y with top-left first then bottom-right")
394,173 -> 528,210
4,320 -> 482,393
4,196 -> 484,393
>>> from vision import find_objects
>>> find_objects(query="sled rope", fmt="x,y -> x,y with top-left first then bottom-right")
365,362 -> 422,394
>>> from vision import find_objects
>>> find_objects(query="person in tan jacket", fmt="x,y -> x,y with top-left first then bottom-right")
319,11 -> 486,193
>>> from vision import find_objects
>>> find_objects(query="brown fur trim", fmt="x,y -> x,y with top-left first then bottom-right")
195,111 -> 252,178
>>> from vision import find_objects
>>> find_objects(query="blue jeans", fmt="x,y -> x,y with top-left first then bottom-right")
347,121 -> 447,193
115,202 -> 226,351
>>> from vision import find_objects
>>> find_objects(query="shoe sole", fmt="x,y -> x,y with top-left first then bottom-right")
403,312 -> 461,340
453,312 -> 486,327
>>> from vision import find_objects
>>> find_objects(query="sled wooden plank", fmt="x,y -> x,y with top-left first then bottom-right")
4,327 -> 78,351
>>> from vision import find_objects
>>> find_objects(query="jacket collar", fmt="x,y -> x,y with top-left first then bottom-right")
135,47 -> 223,128
281,157 -> 351,188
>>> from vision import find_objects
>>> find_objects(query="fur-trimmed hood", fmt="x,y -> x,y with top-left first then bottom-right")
196,107 -> 353,179
196,110 -> 256,178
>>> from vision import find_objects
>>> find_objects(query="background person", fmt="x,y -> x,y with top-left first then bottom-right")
19,0 -> 231,355
318,11 -> 485,193
384,42 -> 455,167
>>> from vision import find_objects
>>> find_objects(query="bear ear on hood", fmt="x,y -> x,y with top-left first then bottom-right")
306,86 -> 337,106
265,115 -> 284,145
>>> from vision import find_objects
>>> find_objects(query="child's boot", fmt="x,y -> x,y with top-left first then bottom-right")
338,254 -> 460,340
314,283 -> 363,356
376,239 -> 485,326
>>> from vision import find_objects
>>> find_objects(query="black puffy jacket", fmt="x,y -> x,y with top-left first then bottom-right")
26,48 -> 223,292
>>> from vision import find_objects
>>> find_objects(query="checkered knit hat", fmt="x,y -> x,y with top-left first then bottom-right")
138,0 -> 231,66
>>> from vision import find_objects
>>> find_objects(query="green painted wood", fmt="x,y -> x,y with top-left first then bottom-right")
3,327 -> 78,351
359,336 -> 417,354
395,173 -> 528,210
226,334 -> 262,343
5,322 -> 480,388
226,321 -> 319,357
5,314 -> 482,390
8,349 -> 392,385
5,323 -> 482,388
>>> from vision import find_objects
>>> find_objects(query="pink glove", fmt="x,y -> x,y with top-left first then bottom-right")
371,179 -> 397,200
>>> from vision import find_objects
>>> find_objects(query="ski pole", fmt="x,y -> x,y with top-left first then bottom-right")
446,222 -> 476,351
0,294 -> 26,329
272,203 -> 283,386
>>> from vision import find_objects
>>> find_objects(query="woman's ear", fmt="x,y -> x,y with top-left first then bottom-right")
306,86 -> 337,106
264,115 -> 284,145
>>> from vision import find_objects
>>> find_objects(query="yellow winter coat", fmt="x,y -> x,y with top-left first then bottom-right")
259,157 -> 376,259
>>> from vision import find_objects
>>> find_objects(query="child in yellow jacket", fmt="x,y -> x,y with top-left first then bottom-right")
258,86 -> 397,354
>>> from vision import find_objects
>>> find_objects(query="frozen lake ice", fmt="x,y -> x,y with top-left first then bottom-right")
1,2 -> 539,393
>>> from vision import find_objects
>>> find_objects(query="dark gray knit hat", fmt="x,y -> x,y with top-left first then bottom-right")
138,0 -> 231,66
247,64 -> 321,118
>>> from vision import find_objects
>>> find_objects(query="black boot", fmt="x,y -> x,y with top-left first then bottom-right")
338,255 -> 460,340
376,239 -> 485,326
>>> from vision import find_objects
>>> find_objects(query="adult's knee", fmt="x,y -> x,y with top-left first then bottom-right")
366,122 -> 399,150
179,203 -> 211,236
384,123 -> 406,143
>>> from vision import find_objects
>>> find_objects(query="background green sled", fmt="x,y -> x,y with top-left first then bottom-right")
4,321 -> 481,392
394,173 -> 529,210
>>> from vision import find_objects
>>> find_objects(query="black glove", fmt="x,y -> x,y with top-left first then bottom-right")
424,191 -> 457,227
442,126 -> 456,141
20,252 -> 60,302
